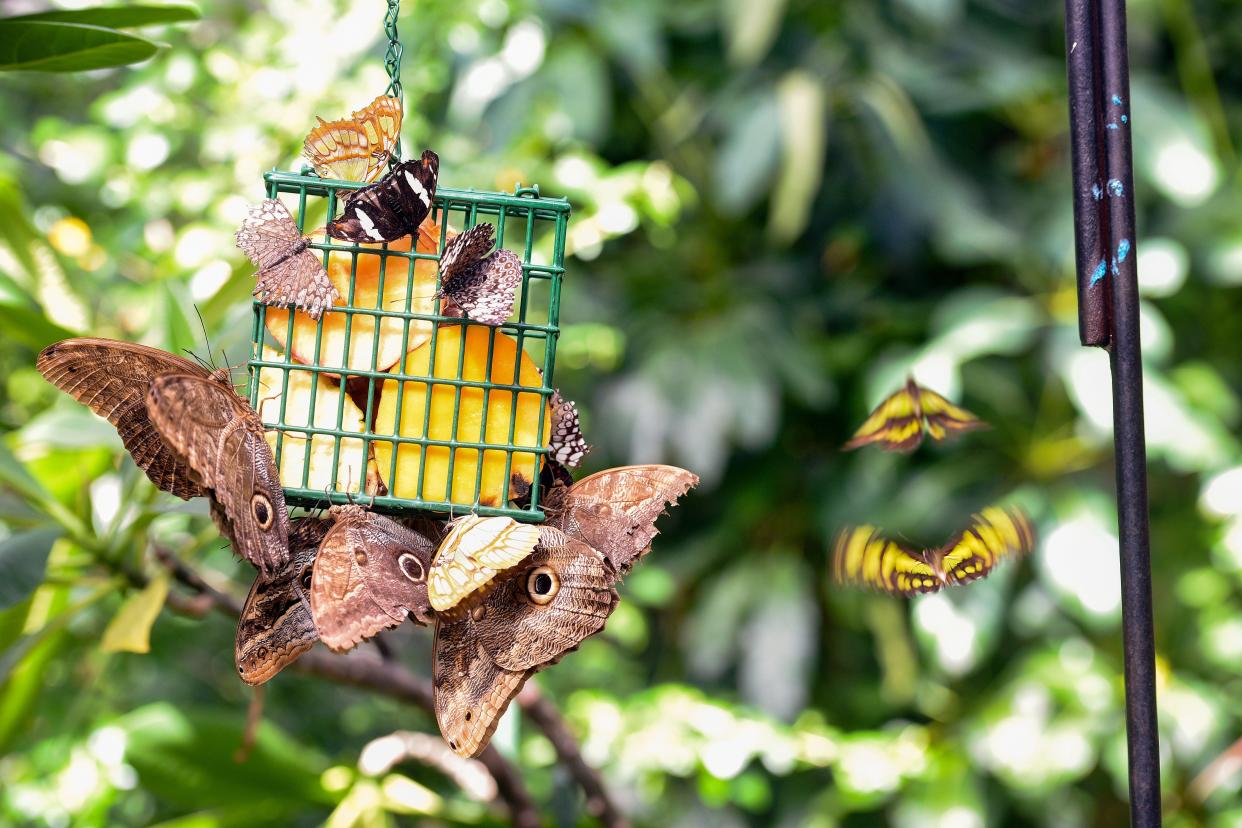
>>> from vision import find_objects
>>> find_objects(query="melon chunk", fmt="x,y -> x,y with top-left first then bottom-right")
255,347 -> 379,495
373,325 -> 550,507
265,222 -> 442,376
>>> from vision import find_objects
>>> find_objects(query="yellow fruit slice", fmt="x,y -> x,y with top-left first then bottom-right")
255,347 -> 379,494
265,222 -> 442,376
373,326 -> 550,507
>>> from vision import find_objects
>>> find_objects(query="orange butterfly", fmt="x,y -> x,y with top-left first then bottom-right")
303,95 -> 402,183
844,377 -> 987,453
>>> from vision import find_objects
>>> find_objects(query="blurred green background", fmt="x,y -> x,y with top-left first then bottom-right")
2,0 -> 1242,825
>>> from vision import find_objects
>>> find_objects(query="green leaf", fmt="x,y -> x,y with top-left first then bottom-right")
101,574 -> 170,653
6,5 -> 201,28
0,302 -> 77,350
0,440 -> 49,503
0,529 -> 60,610
769,70 -> 827,243
0,177 -> 41,280
0,21 -> 160,72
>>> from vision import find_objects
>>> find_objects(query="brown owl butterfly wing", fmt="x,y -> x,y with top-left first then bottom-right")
550,464 -> 698,573
432,526 -> 619,757
146,374 -> 290,577
235,516 -> 331,685
36,337 -> 216,499
309,505 -> 437,653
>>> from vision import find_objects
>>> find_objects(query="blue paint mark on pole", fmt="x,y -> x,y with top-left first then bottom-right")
1108,179 -> 1125,197
1121,114 -> 1128,123
1112,94 -> 1123,105
1091,258 -> 1108,286
1106,122 -> 1120,130
1117,238 -> 1131,263
1093,183 -> 1103,200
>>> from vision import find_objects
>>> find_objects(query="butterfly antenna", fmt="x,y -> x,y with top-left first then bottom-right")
193,305 -> 218,371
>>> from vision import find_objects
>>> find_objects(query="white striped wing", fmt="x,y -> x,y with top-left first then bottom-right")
428,515 -> 540,611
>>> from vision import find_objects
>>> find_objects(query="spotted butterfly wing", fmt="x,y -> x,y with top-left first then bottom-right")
303,95 -> 402,183
936,506 -> 1034,585
438,223 -> 523,326
309,505 -> 438,652
235,516 -> 330,685
843,377 -> 986,453
433,526 -> 617,757
327,150 -> 439,243
427,514 -> 540,615
236,199 -> 338,320
548,391 -> 590,468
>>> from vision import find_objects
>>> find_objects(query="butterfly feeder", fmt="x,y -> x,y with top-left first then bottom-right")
245,8 -> 569,523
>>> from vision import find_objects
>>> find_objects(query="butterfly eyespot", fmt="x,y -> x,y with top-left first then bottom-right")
251,494 -> 274,529
354,547 -> 368,566
471,604 -> 487,622
526,566 -> 559,604
300,569 -> 313,591
464,711 -> 472,721
448,740 -> 458,751
398,552 -> 425,582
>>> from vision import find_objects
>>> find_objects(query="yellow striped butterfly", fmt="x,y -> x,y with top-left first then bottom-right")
844,377 -> 988,453
428,514 -> 541,615
303,95 -> 402,183
832,506 -> 1035,596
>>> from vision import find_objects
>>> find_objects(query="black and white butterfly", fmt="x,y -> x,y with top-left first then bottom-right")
236,199 -> 338,320
437,223 -> 524,326
326,149 -> 439,243
549,391 -> 590,468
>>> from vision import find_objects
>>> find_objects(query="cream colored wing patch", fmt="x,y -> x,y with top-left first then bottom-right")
428,514 -> 540,612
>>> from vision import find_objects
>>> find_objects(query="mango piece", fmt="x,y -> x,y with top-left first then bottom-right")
256,347 -> 379,495
265,222 -> 442,376
374,325 -> 550,507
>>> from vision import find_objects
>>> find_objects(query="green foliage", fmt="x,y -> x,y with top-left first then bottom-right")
0,5 -> 199,73
1,0 -> 1241,826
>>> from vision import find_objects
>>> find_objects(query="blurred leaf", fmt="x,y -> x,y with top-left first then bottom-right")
7,5 -> 201,28
0,302 -> 77,350
0,21 -> 160,72
769,71 -> 827,243
722,0 -> 788,67
0,441 -> 50,503
0,588 -> 68,751
121,703 -> 333,811
162,281 -> 199,356
0,528 -> 61,610
714,92 -> 781,215
101,574 -> 169,653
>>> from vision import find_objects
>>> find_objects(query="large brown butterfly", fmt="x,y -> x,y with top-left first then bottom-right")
146,373 -> 291,577
432,525 -> 618,757
303,95 -> 403,184
844,377 -> 987,453
546,464 -> 699,574
236,199 -> 338,320
236,516 -> 331,684
327,150 -> 439,244
36,338 -> 223,500
436,223 -> 524,326
309,505 -> 438,652
832,506 -> 1035,596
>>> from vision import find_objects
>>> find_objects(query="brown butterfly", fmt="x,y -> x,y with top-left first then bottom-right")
432,525 -> 618,757
309,505 -> 439,652
146,372 -> 291,577
36,338 -> 226,500
236,199 -> 338,320
236,516 -> 331,685
436,223 -> 523,326
546,464 -> 699,574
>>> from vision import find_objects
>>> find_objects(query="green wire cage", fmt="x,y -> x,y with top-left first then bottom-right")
246,175 -> 570,522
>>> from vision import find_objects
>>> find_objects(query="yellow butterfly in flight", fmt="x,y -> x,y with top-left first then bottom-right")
303,95 -> 403,183
428,514 -> 541,615
832,506 -> 1035,597
844,377 -> 987,453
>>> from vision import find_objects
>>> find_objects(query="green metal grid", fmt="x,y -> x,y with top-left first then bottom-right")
246,169 -> 570,521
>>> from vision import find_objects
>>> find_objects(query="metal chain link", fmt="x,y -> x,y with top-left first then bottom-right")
383,0 -> 403,163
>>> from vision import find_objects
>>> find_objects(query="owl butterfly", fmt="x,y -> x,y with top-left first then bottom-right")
832,506 -> 1035,597
309,505 -> 438,653
433,526 -> 618,757
327,149 -> 439,244
236,199 -> 338,320
236,516 -> 331,685
428,514 -> 541,616
437,223 -> 524,326
548,391 -> 590,468
303,94 -> 402,184
37,338 -> 222,500
546,464 -> 699,575
844,377 -> 987,453
146,372 -> 291,577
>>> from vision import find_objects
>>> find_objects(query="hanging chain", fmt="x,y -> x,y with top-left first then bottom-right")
383,0 -> 403,163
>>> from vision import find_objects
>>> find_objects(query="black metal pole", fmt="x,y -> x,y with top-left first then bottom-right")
1064,2 -> 1162,825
